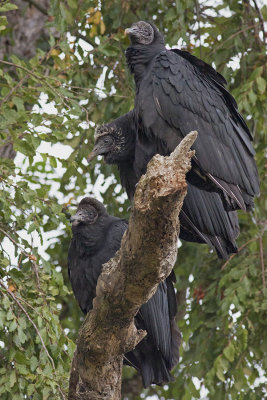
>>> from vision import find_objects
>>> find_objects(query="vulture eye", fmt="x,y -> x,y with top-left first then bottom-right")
88,210 -> 98,222
104,137 -> 111,144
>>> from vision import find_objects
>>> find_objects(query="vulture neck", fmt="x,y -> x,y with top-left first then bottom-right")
72,218 -> 107,255
73,233 -> 99,256
126,40 -> 165,88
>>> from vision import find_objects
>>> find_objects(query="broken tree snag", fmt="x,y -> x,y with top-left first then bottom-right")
69,131 -> 198,400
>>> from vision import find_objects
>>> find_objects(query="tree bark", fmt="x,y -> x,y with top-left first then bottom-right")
0,0 -> 50,60
68,131 -> 198,400
0,0 -> 56,160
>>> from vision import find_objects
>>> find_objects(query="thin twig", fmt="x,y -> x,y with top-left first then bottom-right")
252,0 -> 266,44
221,238 -> 256,271
259,236 -> 266,288
0,226 -> 41,290
59,387 -> 67,400
31,258 -> 41,291
75,32 -> 95,48
195,0 -> 202,59
0,281 -> 67,398
0,226 -> 31,259
0,280 -> 55,370
0,74 -> 29,107
0,60 -> 91,121
0,60 -> 69,108
0,45 -> 58,107
208,23 -> 261,56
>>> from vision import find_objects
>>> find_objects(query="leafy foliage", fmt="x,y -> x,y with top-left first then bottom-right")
0,0 -> 266,399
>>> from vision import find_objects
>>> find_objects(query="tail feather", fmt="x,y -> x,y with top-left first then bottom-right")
180,184 -> 240,258
170,319 -> 181,369
124,343 -> 174,388
124,274 -> 181,387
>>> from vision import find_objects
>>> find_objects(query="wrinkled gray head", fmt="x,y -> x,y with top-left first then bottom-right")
125,21 -> 155,45
87,125 -> 129,165
70,197 -> 107,231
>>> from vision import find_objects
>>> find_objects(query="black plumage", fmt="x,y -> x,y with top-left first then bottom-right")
88,21 -> 259,258
68,197 -> 180,387
89,114 -> 240,258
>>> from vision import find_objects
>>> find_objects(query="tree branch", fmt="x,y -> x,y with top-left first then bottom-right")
22,0 -> 48,15
0,281 -> 55,370
259,235 -> 266,288
69,131 -> 197,399
252,0 -> 266,44
221,238 -> 257,271
74,32 -> 96,48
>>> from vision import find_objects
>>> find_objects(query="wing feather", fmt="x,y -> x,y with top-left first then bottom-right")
139,278 -> 179,369
150,50 -> 259,208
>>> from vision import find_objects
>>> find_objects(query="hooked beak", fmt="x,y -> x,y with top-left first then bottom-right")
124,26 -> 137,36
87,144 -> 104,163
70,215 -> 80,227
87,141 -> 112,163
87,149 -> 99,163
70,211 -> 85,227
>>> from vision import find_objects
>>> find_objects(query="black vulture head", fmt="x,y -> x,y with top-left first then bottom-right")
125,21 -> 154,45
125,21 -> 164,46
70,197 -> 107,233
87,125 -> 131,164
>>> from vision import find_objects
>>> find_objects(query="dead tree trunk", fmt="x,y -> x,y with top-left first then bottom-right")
0,0 -> 53,160
68,131 -> 198,400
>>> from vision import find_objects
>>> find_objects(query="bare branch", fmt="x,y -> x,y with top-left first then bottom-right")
0,226 -> 32,259
259,235 -> 266,288
69,131 -> 197,399
252,0 -> 266,44
221,238 -> 256,271
22,0 -> 48,15
75,32 -> 96,48
208,23 -> 261,56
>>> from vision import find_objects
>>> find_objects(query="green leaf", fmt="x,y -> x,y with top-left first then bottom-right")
0,3 -> 18,12
223,342 -> 235,362
27,384 -> 35,396
9,320 -> 17,332
30,356 -> 39,372
0,16 -> 8,30
248,90 -> 257,106
216,367 -> 225,382
256,76 -> 266,94
6,310 -> 14,321
60,3 -> 74,24
214,356 -> 229,382
49,156 -> 57,168
28,222 -> 38,234
18,327 -> 27,344
14,351 -> 27,364
67,0 -> 77,9
14,140 -> 34,156
9,370 -> 16,388
261,5 -> 267,20
98,43 -> 119,57
0,311 -> 6,329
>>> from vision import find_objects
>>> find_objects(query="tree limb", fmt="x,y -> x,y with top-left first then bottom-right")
69,131 -> 198,400
22,0 -> 48,15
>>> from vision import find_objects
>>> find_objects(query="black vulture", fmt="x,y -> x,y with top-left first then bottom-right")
89,116 -> 240,259
68,197 -> 180,387
88,21 -> 259,258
